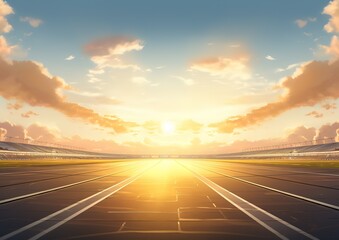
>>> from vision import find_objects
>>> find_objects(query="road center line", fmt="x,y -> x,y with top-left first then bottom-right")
179,161 -> 319,240
0,161 -> 158,240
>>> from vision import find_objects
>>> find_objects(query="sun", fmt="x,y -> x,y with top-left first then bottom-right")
161,121 -> 175,134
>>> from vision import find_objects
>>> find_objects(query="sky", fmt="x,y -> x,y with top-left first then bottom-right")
0,0 -> 339,154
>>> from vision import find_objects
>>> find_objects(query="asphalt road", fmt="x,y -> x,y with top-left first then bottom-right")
0,159 -> 338,240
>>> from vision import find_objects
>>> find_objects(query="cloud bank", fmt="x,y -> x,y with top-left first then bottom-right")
0,58 -> 136,133
210,60 -> 339,133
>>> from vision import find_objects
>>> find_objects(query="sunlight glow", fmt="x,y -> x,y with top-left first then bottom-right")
161,121 -> 175,134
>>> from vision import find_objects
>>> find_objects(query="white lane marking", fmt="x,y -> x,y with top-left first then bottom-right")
0,162 -> 157,240
117,222 -> 126,232
200,165 -> 339,211
180,161 -> 319,240
0,164 -> 140,205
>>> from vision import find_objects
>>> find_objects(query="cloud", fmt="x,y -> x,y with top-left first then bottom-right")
21,111 -> 39,118
322,102 -> 336,110
315,122 -> 339,140
20,16 -> 43,28
69,90 -> 121,105
295,19 -> 308,28
323,0 -> 339,33
7,102 -> 23,110
131,76 -> 151,85
229,44 -> 240,48
84,36 -> 143,56
0,121 -> 126,153
0,121 -> 27,139
177,119 -> 203,133
224,92 -> 277,105
142,121 -> 161,133
84,36 -> 143,75
322,35 -> 339,61
265,55 -> 276,61
190,56 -> 250,80
0,58 -> 136,133
0,127 -> 7,140
209,60 -> 339,133
26,123 -> 59,142
276,62 -> 302,73
306,111 -> 323,118
63,135 -> 128,153
65,55 -> 75,61
295,17 -> 317,29
286,126 -> 316,143
0,35 -> 16,58
0,0 -> 13,33
90,54 -> 141,71
173,76 -> 195,86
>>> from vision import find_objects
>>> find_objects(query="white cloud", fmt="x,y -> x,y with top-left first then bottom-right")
276,62 -> 302,73
20,17 -> 43,28
265,55 -> 275,61
65,55 -> 75,61
91,55 -> 141,71
229,44 -> 240,48
132,76 -> 151,85
174,76 -> 195,86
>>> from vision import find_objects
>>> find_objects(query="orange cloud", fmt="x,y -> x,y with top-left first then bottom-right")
0,0 -> 13,33
322,102 -> 336,110
0,121 -> 27,139
84,36 -> 143,56
26,123 -> 59,143
84,36 -> 143,74
286,126 -> 316,143
323,0 -> 339,33
210,60 -> 339,133
143,121 -> 161,132
0,127 -> 7,141
177,119 -> 203,133
0,35 -> 15,58
0,58 -> 136,133
315,122 -> 339,140
21,111 -> 39,118
306,111 -> 323,118
322,35 -> 339,61
190,56 -> 250,80
69,90 -> 121,105
7,102 -> 23,110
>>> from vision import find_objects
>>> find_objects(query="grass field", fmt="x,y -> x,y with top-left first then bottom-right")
0,158 -> 125,168
220,159 -> 339,168
1,158 -> 339,169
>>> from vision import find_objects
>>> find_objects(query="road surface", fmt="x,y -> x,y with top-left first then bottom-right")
0,159 -> 338,240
